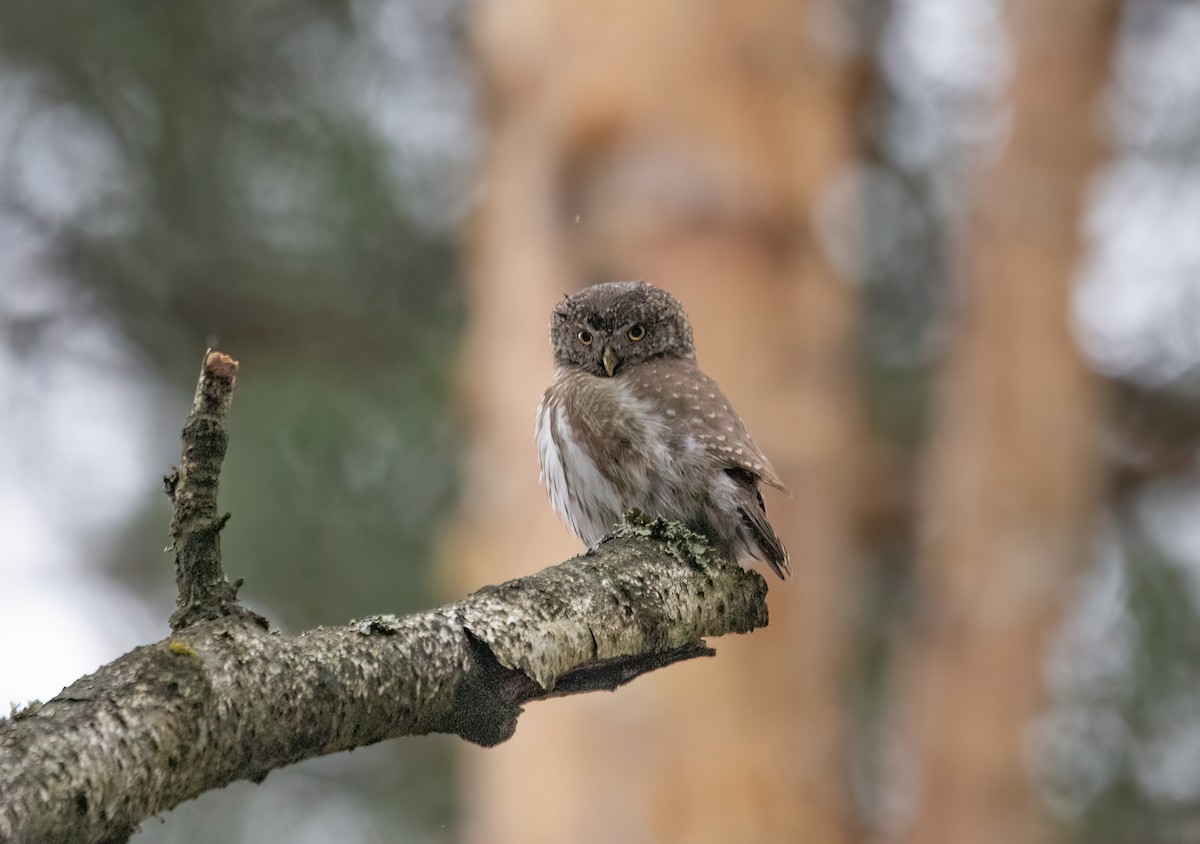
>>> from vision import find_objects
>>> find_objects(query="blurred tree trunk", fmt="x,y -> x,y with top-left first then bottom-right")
897,2 -> 1122,843
446,1 -> 866,842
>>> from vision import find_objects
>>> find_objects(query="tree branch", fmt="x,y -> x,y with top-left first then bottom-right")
166,349 -> 258,631
0,351 -> 770,844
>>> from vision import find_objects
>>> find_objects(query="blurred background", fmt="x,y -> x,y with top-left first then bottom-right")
1,0 -> 1199,842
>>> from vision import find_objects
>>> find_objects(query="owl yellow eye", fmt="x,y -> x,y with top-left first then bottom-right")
628,324 -> 645,341
578,330 -> 593,345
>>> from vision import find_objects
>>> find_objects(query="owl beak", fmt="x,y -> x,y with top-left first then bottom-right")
602,344 -> 619,377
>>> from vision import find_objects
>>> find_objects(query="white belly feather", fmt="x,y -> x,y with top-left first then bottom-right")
535,373 -> 677,547
536,393 -> 623,546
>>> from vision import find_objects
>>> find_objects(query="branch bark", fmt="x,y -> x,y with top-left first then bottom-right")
166,349 -> 256,631
0,351 -> 769,844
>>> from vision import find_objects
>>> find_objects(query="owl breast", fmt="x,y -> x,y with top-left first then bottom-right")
535,369 -> 685,546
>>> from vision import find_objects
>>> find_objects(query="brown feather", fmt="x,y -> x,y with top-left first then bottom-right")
537,281 -> 790,579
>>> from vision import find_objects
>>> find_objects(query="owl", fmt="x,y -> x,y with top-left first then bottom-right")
535,281 -> 789,578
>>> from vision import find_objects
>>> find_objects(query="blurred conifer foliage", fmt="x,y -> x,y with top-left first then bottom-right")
0,0 -> 469,617
0,1 -> 470,841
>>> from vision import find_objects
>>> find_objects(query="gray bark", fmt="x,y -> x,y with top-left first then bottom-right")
0,351 -> 770,844
1,525 -> 766,844
165,351 -> 258,631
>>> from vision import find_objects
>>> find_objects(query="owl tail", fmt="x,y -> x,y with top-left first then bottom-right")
740,503 -> 790,579
729,471 -> 790,579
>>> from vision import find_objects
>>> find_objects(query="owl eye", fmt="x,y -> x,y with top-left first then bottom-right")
627,324 -> 646,342
578,329 -> 593,345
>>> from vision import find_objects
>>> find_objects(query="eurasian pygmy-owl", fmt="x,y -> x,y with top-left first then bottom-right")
535,281 -> 789,578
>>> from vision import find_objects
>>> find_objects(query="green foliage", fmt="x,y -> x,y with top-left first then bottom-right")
0,0 -> 468,840
1068,523 -> 1200,844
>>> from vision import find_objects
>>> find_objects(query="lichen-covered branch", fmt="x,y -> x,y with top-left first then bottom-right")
166,349 -> 252,631
0,517 -> 768,844
0,349 -> 770,844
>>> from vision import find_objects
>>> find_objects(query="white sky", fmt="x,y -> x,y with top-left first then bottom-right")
0,260 -> 171,706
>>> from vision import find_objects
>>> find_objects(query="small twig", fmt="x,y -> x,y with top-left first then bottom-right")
167,349 -> 258,631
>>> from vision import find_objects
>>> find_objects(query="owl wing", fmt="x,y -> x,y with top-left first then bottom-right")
625,359 -> 788,493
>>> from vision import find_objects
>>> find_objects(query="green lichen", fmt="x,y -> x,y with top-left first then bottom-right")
167,640 -> 198,658
612,510 -> 713,569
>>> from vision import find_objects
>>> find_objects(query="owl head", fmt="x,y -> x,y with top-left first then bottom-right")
550,281 -> 696,377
